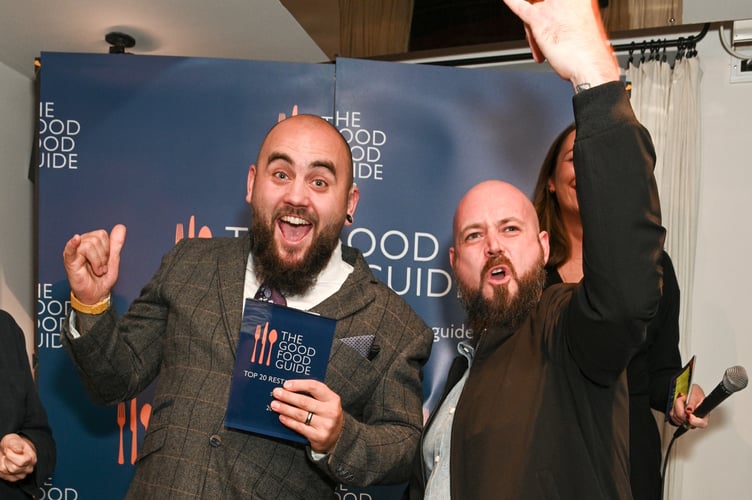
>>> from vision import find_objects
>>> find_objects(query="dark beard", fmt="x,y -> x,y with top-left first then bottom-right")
249,207 -> 342,296
457,256 -> 546,338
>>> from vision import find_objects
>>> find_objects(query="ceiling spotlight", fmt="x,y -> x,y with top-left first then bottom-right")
105,31 -> 136,54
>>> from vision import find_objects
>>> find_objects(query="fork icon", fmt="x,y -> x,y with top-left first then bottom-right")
117,402 -> 126,464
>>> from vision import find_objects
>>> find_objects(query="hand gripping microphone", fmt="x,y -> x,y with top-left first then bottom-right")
674,365 -> 748,438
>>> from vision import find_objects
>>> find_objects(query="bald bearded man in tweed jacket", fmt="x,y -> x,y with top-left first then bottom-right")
62,114 -> 432,499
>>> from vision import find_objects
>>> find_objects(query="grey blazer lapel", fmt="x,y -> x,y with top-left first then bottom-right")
310,251 -> 377,322
216,236 -> 251,358
311,280 -> 376,321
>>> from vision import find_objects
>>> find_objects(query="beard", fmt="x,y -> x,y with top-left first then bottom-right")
457,253 -> 546,338
249,205 -> 343,296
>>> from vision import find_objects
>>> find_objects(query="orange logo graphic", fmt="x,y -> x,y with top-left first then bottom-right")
250,322 -> 279,366
175,215 -> 212,243
116,399 -> 151,466
278,104 -> 299,123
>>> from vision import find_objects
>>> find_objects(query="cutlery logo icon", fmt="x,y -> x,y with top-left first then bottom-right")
117,402 -> 126,464
175,215 -> 212,244
116,399 -> 152,466
250,322 -> 278,366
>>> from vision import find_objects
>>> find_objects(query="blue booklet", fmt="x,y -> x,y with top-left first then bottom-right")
225,299 -> 336,443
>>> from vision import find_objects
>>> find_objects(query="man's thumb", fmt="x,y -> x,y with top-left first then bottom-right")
109,224 -> 127,263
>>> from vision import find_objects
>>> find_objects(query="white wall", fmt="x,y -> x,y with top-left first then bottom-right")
1,23 -> 750,498
0,61 -> 34,363
669,25 -> 752,500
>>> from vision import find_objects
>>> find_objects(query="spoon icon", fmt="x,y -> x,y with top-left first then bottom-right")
266,329 -> 278,366
140,403 -> 152,430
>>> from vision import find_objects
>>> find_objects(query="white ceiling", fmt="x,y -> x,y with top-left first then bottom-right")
0,0 -> 328,80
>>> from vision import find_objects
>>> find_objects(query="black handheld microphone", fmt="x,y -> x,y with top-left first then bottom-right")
674,365 -> 748,438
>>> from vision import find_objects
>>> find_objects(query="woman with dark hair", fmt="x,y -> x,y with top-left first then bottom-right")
533,125 -> 707,500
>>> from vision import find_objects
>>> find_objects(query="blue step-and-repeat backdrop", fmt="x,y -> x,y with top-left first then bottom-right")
36,53 -> 573,499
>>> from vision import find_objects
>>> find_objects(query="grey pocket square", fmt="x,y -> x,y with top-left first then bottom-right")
340,335 -> 376,358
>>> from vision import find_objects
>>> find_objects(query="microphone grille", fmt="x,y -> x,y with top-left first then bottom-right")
722,365 -> 749,393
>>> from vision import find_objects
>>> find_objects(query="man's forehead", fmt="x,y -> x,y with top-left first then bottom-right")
465,185 -> 531,216
455,183 -> 537,232
458,207 -> 529,229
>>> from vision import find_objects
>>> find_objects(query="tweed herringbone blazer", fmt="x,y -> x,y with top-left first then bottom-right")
63,236 -> 432,499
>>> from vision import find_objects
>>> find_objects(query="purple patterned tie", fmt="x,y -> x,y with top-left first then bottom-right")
254,284 -> 287,306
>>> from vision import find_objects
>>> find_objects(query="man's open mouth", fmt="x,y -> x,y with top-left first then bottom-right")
278,215 -> 312,242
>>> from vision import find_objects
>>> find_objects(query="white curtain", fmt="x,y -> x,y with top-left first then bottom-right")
626,50 -> 703,500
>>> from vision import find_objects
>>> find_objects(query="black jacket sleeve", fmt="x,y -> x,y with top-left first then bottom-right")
0,310 -> 56,498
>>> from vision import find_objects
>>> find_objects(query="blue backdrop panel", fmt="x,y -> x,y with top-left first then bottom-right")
37,52 -> 334,498
37,53 -> 574,499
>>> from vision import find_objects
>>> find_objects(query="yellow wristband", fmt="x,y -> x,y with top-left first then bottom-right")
70,292 -> 111,315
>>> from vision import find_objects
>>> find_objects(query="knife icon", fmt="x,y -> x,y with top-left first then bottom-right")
258,322 -> 269,364
130,398 -> 138,464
